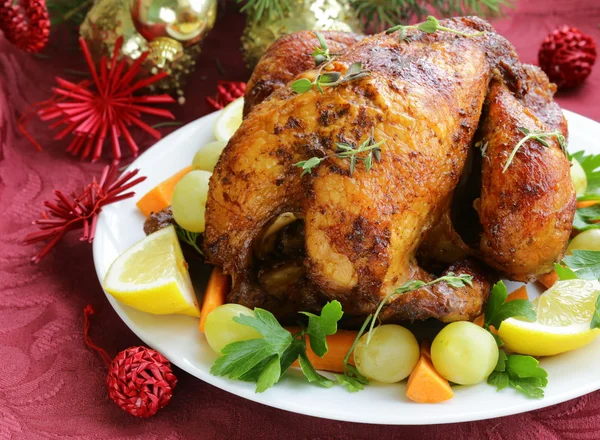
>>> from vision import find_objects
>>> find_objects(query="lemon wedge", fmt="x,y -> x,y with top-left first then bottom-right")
103,225 -> 199,317
498,279 -> 600,356
214,97 -> 244,142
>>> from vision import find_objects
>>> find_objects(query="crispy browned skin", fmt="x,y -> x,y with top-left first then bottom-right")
243,31 -> 364,116
476,66 -> 575,281
204,17 -> 520,322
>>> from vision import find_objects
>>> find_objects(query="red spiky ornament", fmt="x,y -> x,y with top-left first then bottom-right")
538,25 -> 597,89
23,36 -> 175,162
0,0 -> 50,52
84,306 -> 177,418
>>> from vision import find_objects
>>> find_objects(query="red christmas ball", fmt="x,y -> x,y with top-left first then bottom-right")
106,346 -> 177,418
538,25 -> 597,89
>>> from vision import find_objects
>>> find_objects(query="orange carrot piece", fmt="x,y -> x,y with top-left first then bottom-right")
506,285 -> 529,301
136,166 -> 192,217
406,341 -> 453,403
537,270 -> 559,289
198,267 -> 230,333
287,326 -> 358,372
577,200 -> 598,209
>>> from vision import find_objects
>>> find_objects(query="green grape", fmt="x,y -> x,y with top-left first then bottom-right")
353,325 -> 420,383
192,140 -> 227,172
568,229 -> 600,254
570,158 -> 587,197
204,304 -> 262,354
431,321 -> 498,385
171,170 -> 212,233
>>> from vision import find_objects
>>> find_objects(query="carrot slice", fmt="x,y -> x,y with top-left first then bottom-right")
406,341 -> 453,403
506,285 -> 528,301
577,200 -> 598,209
537,270 -> 559,289
287,326 -> 358,372
136,166 -> 192,217
198,267 -> 230,333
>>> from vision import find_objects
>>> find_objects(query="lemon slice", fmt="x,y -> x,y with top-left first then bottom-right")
498,279 -> 600,356
103,225 -> 199,317
214,97 -> 244,142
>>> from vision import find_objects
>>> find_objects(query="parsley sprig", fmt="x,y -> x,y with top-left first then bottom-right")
488,352 -> 548,398
571,150 -> 600,202
502,127 -> 567,173
294,129 -> 384,176
386,16 -> 484,40
175,224 -> 204,257
211,301 -> 343,392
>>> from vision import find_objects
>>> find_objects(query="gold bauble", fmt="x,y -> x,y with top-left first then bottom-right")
130,0 -> 217,47
80,0 -> 216,98
241,0 -> 364,69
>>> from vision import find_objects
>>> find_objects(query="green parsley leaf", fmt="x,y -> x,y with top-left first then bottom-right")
335,365 -> 368,392
174,224 -> 204,256
291,78 -> 313,94
563,250 -> 600,280
553,263 -> 578,281
571,150 -> 600,199
300,300 -> 343,357
298,353 -> 334,388
256,355 -> 281,393
573,204 -> 600,231
484,281 -> 536,330
591,295 -> 600,329
487,353 -> 548,398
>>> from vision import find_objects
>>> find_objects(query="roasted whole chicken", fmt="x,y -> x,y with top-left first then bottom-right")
203,17 -> 575,324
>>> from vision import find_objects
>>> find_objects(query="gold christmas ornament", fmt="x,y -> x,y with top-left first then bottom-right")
80,0 -> 216,98
241,0 -> 364,69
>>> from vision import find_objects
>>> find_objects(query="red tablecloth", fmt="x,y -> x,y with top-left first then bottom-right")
1,1 -> 600,438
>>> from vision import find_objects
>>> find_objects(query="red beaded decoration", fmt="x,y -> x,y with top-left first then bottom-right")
0,0 -> 50,52
538,25 -> 597,89
206,80 -> 246,110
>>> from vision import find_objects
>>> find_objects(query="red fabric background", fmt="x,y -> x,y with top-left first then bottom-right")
1,1 -> 600,438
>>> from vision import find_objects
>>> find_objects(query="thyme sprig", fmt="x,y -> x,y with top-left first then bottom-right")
312,32 -> 339,66
503,127 -> 567,173
386,15 -> 485,40
366,273 -> 474,344
292,61 -> 371,95
294,129 -> 384,176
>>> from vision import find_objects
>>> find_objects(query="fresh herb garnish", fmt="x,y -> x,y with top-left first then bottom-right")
488,351 -> 548,398
553,262 -> 578,281
573,204 -> 600,231
503,127 -> 567,173
175,224 -> 204,256
386,16 -> 484,40
291,61 -> 371,95
211,301 -> 343,392
294,129 -> 384,176
570,151 -> 600,201
483,281 -> 536,345
366,273 -> 474,344
312,32 -> 338,66
336,314 -> 372,392
562,250 -> 600,281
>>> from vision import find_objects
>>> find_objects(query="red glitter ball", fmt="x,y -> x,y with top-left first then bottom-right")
538,25 -> 597,89
206,80 -> 246,110
0,0 -> 50,52
106,346 -> 177,418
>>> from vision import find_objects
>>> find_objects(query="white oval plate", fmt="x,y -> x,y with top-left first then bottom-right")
93,109 -> 600,425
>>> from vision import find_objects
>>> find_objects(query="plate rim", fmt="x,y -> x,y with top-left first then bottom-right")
92,108 -> 600,425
